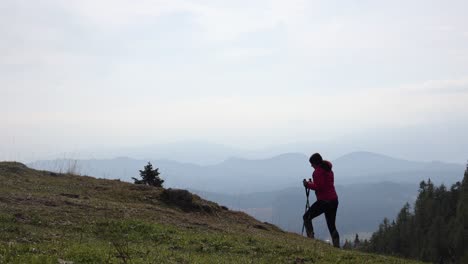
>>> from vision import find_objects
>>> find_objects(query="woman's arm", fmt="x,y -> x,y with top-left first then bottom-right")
306,171 -> 324,191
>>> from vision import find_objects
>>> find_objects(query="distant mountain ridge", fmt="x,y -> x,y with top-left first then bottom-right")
28,151 -> 464,194
333,151 -> 463,183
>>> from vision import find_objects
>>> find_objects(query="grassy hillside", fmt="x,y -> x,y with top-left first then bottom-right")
0,162 -> 423,264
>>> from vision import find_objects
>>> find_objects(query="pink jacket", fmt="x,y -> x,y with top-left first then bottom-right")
306,160 -> 338,201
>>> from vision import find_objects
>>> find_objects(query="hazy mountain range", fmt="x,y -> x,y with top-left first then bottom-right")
29,151 -> 464,194
38,126 -> 468,165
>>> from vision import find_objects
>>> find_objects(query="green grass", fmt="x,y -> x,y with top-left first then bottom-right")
0,162 -> 423,263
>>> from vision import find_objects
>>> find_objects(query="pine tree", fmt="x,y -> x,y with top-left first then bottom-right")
361,239 -> 370,250
132,162 -> 164,187
364,168 -> 468,263
343,239 -> 353,250
454,163 -> 468,263
354,234 -> 361,249
395,202 -> 412,257
414,179 -> 435,260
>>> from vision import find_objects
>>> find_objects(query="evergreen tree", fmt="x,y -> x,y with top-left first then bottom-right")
363,168 -> 468,263
361,239 -> 370,250
132,162 -> 164,187
343,239 -> 353,250
414,179 -> 435,259
454,164 -> 468,262
395,203 -> 412,257
354,234 -> 361,249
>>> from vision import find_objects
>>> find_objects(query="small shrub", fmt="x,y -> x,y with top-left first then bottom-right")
132,162 -> 164,187
161,189 -> 193,207
160,189 -> 220,213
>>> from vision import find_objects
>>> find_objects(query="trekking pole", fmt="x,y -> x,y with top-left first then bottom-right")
301,184 -> 310,236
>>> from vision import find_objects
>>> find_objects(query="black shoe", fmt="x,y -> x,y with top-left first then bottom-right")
304,224 -> 314,239
331,231 -> 340,248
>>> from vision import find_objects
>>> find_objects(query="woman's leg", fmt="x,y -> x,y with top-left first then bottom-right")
324,200 -> 340,248
303,200 -> 326,238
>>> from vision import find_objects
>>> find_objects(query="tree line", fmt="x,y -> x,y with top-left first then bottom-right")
359,165 -> 468,263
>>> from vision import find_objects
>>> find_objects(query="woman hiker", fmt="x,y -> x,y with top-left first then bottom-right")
303,153 -> 340,248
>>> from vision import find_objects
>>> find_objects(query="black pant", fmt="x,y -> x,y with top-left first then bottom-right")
303,199 -> 339,242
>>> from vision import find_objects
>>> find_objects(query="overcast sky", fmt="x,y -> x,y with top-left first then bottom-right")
1,0 -> 468,163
